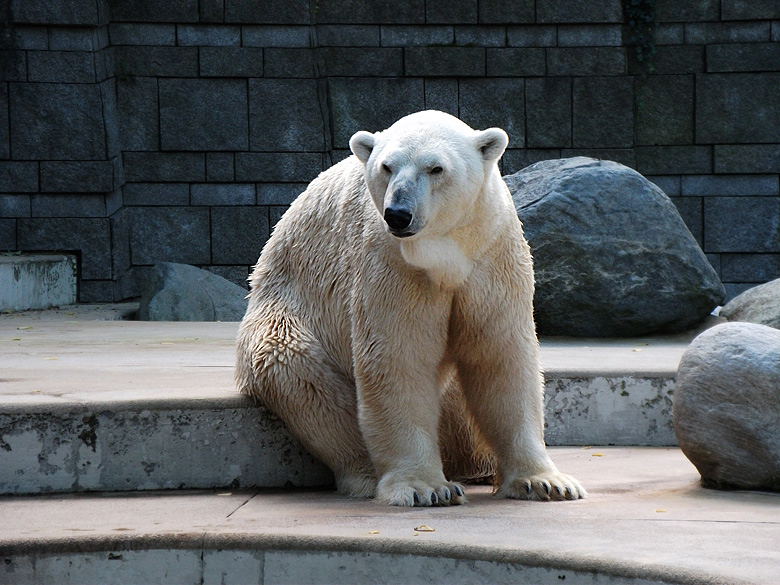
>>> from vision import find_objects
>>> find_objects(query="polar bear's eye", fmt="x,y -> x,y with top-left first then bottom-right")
382,163 -> 392,174
430,166 -> 443,175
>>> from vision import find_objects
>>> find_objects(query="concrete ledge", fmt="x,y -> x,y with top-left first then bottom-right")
0,320 -> 690,495
2,448 -> 777,585
0,254 -> 76,312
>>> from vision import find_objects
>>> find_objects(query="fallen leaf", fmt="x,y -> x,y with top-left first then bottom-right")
414,525 -> 435,532
632,349 -> 643,352
44,357 -> 58,360
368,530 -> 380,535
16,326 -> 32,331
12,338 -> 21,341
591,453 -> 604,457
655,509 -> 667,513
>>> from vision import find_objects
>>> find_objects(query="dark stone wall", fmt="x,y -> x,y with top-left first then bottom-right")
1,0 -> 779,302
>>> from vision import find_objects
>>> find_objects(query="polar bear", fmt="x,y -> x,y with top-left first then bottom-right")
236,110 -> 585,506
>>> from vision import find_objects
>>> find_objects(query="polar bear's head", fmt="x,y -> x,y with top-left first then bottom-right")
349,110 -> 508,240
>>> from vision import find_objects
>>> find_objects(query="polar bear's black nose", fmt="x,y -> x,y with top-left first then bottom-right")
384,207 -> 413,231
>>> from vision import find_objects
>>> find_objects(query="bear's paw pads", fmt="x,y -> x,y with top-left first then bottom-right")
379,480 -> 466,507
498,472 -> 586,501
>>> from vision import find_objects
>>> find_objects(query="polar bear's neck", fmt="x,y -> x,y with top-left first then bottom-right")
400,236 -> 473,289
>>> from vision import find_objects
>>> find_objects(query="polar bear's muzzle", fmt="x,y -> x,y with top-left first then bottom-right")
384,205 -> 414,237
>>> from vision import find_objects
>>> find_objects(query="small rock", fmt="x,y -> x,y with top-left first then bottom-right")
674,322 -> 780,492
138,262 -> 248,321
720,278 -> 780,330
505,157 -> 725,337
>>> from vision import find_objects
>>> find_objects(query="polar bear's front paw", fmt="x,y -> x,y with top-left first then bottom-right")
496,471 -> 586,501
376,476 -> 466,507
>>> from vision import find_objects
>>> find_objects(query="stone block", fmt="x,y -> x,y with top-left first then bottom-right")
314,0 -> 424,24
0,50 -> 26,82
256,183 -> 306,205
117,77 -> 159,151
11,0 -> 101,25
269,205 -> 289,228
177,24 -> 240,46
573,77 -> 633,148
478,0 -> 534,23
248,79 -> 324,152
0,195 -> 31,217
454,26 -> 507,47
206,153 -> 235,182
78,279 -> 115,302
12,27 -> 48,50
0,162 -> 38,193
537,0 -> 622,23
715,145 -> 780,174
686,22 -> 770,44
379,26 -> 453,47
9,83 -> 106,161
123,153 -> 205,183
507,25 -> 556,47
108,24 -> 176,45
636,146 -> 713,175
628,45 -> 704,75
48,28 -> 95,50
317,47 -> 403,76
0,219 -> 16,249
110,0 -> 198,22
205,266 -> 250,289
17,218 -> 111,279
526,77 -> 572,148
502,149 -> 559,174
159,78 -> 248,151
682,175 -> 779,197
697,73 -> 780,145
263,48 -> 315,77
655,0 -> 719,21
241,25 -> 310,47
200,46 -> 263,77
721,254 -> 780,283
123,184 -> 190,206
635,75 -> 694,146
191,184 -> 255,206
235,153 -> 322,182
426,0 -> 476,23
39,161 -> 113,193
200,0 -> 224,22
113,46 -> 199,77
647,176 -> 681,196
547,47 -> 626,76
0,86 -> 8,160
128,207 -> 211,265
558,24 -> 622,46
705,197 -> 780,253
0,254 -> 77,311
654,24 -> 685,45
211,206 -> 270,265
707,43 -> 780,73
774,21 -> 780,42
327,77 -> 425,147
722,0 -> 780,20
423,79 -> 458,116
315,25 -> 380,46
31,194 -> 105,218
405,47 -> 485,77
486,48 -> 545,76
459,79 -> 525,147
669,196 -> 703,245
224,0 -> 310,24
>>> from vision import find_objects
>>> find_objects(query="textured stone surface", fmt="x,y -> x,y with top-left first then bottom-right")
128,207 -> 210,266
138,262 -> 248,321
720,279 -> 780,329
211,206 -> 270,265
674,322 -> 780,491
505,157 -> 725,337
248,79 -> 324,152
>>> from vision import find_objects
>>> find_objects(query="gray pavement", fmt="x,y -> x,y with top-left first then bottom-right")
2,306 -> 778,584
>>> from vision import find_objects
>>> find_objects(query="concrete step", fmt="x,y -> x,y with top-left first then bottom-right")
0,254 -> 76,312
2,448 -> 778,585
0,314 -> 697,496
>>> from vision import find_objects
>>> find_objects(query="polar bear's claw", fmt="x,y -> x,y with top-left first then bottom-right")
497,472 -> 586,501
380,480 -> 466,507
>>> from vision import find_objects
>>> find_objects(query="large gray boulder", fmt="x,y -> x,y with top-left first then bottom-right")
138,262 -> 248,321
674,322 -> 780,492
720,278 -> 780,329
505,157 -> 725,337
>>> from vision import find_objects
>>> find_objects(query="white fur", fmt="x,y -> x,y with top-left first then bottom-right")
236,110 -> 585,506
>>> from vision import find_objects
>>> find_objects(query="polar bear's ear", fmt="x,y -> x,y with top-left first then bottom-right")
475,128 -> 509,163
349,131 -> 376,163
